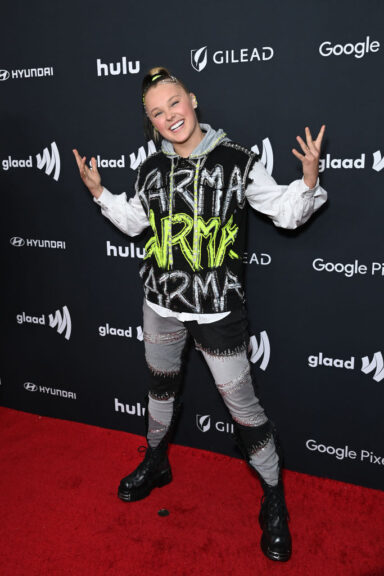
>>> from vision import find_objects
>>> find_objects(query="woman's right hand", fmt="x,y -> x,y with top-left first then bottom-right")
72,149 -> 103,198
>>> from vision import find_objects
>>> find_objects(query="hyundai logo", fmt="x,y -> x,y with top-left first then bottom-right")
0,70 -> 10,81
10,237 -> 25,247
24,382 -> 38,392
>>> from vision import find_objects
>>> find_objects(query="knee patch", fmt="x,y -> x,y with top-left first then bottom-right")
144,328 -> 187,398
234,420 -> 273,460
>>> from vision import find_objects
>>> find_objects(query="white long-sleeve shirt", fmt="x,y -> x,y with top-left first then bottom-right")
94,159 -> 327,322
95,160 -> 326,236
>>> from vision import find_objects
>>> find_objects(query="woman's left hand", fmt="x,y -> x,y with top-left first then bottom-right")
292,125 -> 326,189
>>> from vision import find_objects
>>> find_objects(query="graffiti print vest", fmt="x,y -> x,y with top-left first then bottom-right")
137,141 -> 257,314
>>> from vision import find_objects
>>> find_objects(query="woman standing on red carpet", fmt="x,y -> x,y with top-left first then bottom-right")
73,67 -> 326,563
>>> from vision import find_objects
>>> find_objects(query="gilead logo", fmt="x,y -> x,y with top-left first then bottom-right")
212,47 -> 274,64
196,414 -> 234,434
196,414 -> 211,432
243,252 -> 271,265
190,45 -> 274,72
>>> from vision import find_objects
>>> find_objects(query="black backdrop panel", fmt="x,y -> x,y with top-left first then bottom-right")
1,0 -> 383,490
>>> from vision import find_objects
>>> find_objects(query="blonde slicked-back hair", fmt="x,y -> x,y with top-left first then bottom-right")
141,66 -> 190,143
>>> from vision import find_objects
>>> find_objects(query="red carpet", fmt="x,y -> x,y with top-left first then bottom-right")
1,406 -> 383,576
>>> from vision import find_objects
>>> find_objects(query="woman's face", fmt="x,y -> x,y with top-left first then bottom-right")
144,82 -> 201,151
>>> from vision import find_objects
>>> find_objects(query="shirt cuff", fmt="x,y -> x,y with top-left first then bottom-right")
302,176 -> 320,194
93,187 -> 114,209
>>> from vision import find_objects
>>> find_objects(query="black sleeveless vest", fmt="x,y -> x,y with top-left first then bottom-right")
136,141 -> 257,314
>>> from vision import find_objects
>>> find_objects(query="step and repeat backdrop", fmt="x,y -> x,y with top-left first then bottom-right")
1,0 -> 383,490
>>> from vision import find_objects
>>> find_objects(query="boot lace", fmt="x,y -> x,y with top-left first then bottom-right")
261,486 -> 289,527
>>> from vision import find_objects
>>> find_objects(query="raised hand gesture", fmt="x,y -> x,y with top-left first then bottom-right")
72,149 -> 103,199
292,125 -> 326,189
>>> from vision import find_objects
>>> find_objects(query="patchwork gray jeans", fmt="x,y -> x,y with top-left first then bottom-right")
142,299 -> 279,486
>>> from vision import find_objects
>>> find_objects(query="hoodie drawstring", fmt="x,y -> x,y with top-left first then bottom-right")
192,159 -> 201,269
168,158 -> 201,270
168,157 -> 175,268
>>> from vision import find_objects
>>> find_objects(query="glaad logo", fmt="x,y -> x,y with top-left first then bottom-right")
251,138 -> 274,175
196,414 -> 234,434
98,323 -> 144,340
24,382 -> 38,392
249,331 -> 270,370
24,381 -> 76,399
308,353 -> 354,370
114,398 -> 146,416
91,141 -> 156,171
2,141 -> 61,181
319,153 -> 365,172
2,155 -> 33,170
318,151 -> 384,173
16,306 -> 72,340
92,154 -> 125,169
106,240 -> 144,259
36,142 -> 60,181
49,307 -> 72,340
312,258 -> 384,278
130,141 -> 156,170
372,151 -> 384,172
308,351 -> 384,382
10,236 -> 66,249
319,36 -> 380,59
305,439 -> 384,466
191,45 -> 274,72
96,57 -> 140,77
361,352 -> 384,382
0,70 -> 10,81
0,66 -> 54,81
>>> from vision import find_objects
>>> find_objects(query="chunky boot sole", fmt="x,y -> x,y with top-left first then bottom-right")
260,534 -> 291,562
117,467 -> 172,502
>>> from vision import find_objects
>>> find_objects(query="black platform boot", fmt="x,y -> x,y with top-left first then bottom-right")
259,478 -> 291,562
118,395 -> 181,502
234,421 -> 292,562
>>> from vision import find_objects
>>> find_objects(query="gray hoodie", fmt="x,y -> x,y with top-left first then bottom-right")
161,123 -> 229,159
